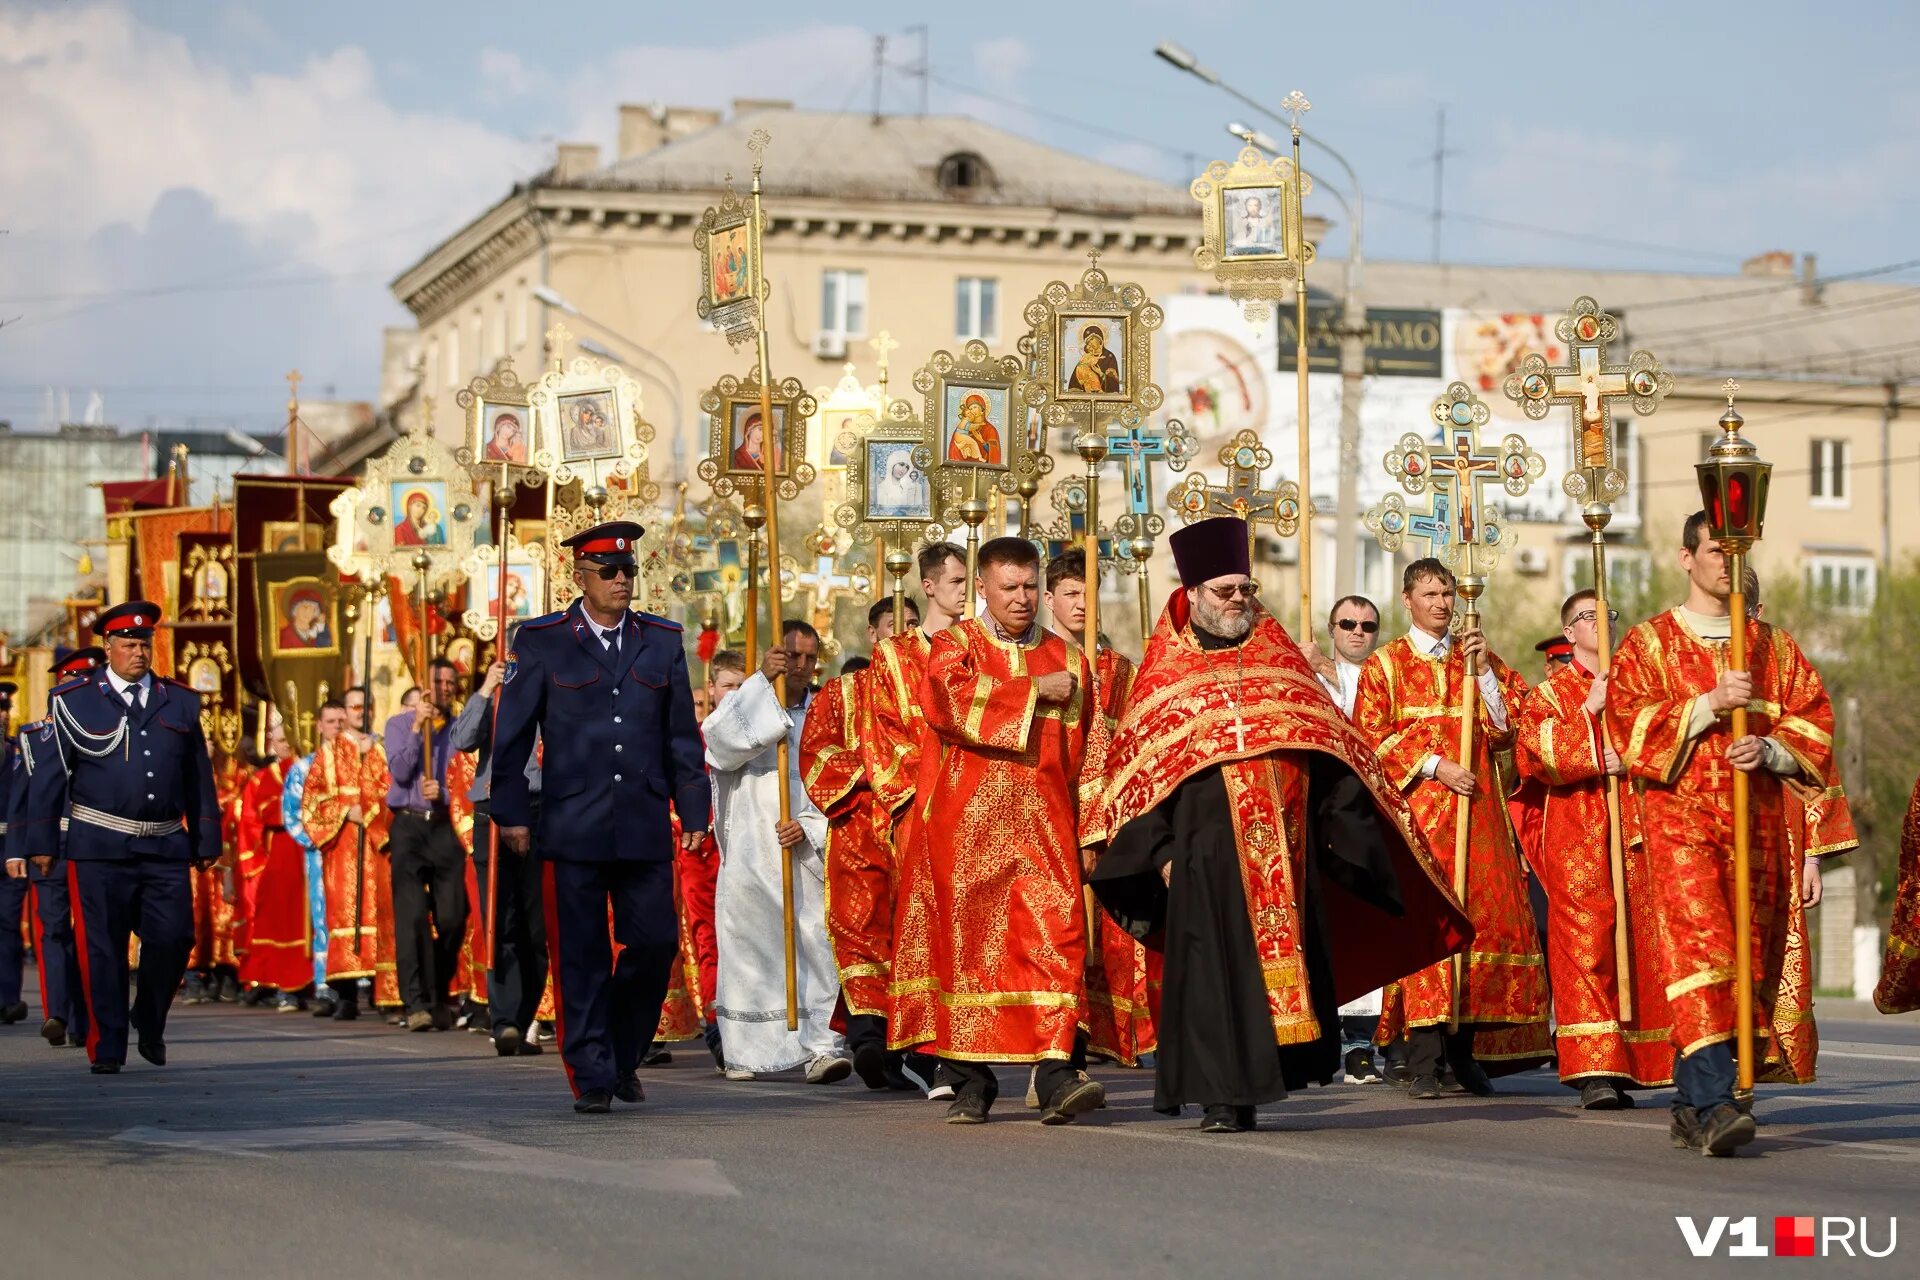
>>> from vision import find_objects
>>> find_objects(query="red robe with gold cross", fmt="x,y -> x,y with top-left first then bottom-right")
236,758 -> 313,992
801,666 -> 894,1020
1352,634 -> 1550,1063
1516,660 -> 1673,1086
1603,607 -> 1835,1068
887,619 -> 1107,1061
1874,774 -> 1920,1015
863,628 -> 938,1042
1079,644 -> 1158,1065
300,735 -> 389,984
1767,781 -> 1856,1082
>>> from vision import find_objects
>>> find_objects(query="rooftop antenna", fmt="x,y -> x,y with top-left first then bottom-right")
904,24 -> 929,115
1429,106 -> 1460,263
872,34 -> 886,125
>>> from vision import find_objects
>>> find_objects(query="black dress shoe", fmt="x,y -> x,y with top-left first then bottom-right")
1039,1075 -> 1105,1126
640,1046 -> 672,1067
613,1073 -> 645,1104
1697,1103 -> 1757,1157
852,1043 -> 890,1091
310,998 -> 337,1018
430,1003 -> 455,1031
1408,1073 -> 1442,1100
137,1039 -> 166,1067
91,1062 -> 121,1074
1580,1079 -> 1627,1110
330,1000 -> 359,1021
573,1089 -> 613,1114
495,1025 -> 524,1057
944,1093 -> 991,1124
0,1000 -> 28,1024
516,1038 -> 543,1056
1236,1105 -> 1257,1131
41,1016 -> 68,1047
1200,1104 -> 1245,1133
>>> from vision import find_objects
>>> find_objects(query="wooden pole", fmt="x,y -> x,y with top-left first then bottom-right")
1587,512 -> 1633,1021
1290,123 -> 1315,646
748,140 -> 798,1032
1448,577 -> 1483,1034
483,477 -> 511,969
1728,550 -> 1755,1092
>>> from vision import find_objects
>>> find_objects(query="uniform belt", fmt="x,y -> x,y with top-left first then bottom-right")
69,804 -> 185,839
392,806 -> 442,821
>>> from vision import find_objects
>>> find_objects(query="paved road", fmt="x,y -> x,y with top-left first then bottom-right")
2,980 -> 1915,1279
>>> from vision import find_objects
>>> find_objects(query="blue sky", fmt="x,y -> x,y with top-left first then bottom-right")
2,0 -> 1916,438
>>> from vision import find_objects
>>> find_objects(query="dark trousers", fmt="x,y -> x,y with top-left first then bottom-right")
69,859 -> 193,1066
1406,1025 -> 1477,1080
542,858 -> 676,1097
1673,1041 -> 1737,1114
388,811 -> 469,1014
0,875 -> 24,1006
31,864 -> 88,1037
942,1030 -> 1089,1105
472,809 -> 547,1036
846,1012 -> 888,1055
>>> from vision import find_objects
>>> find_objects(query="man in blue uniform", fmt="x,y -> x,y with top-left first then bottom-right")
491,520 -> 709,1113
23,604 -> 220,1073
4,648 -> 104,1047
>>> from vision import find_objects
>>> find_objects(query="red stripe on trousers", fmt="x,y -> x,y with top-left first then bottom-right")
29,883 -> 51,1018
540,861 -> 578,1098
66,862 -> 102,1063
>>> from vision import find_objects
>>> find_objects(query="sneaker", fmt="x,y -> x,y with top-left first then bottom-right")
805,1053 -> 854,1085
927,1062 -> 957,1102
1382,1039 -> 1411,1086
1408,1073 -> 1442,1100
641,1046 -> 673,1067
1039,1075 -> 1106,1126
405,1010 -> 435,1032
1343,1045 -> 1383,1084
273,992 -> 303,1013
1697,1103 -> 1757,1157
310,997 -> 337,1018
723,1066 -> 756,1081
945,1093 -> 991,1124
533,1021 -> 556,1045
181,976 -> 209,1006
1580,1079 -> 1627,1110
1669,1105 -> 1703,1151
215,973 -> 242,1004
898,1051 -> 939,1097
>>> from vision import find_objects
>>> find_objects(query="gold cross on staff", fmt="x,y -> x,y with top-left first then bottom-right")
286,369 -> 302,407
1381,382 -> 1543,576
1166,428 -> 1301,566
1723,377 -> 1740,407
1503,296 -> 1672,500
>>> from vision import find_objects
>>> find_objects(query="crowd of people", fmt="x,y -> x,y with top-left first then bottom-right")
6,512 -> 1919,1159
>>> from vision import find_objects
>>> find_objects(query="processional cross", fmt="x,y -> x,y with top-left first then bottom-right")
1165,428 -> 1300,567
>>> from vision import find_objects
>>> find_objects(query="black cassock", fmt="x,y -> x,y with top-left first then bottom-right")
1092,755 -> 1408,1113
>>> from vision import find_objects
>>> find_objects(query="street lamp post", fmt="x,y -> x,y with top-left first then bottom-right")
1168,43 -> 1371,606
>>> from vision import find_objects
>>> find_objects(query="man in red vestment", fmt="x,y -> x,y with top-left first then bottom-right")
1516,589 -> 1673,1109
801,599 -> 920,1091
1045,548 -> 1155,1072
236,718 -> 312,1003
1091,518 -> 1470,1132
1352,558 -> 1549,1099
888,537 -> 1108,1124
1874,773 -> 1920,1015
1605,510 -> 1836,1156
862,542 -> 966,1097
301,699 -> 389,1021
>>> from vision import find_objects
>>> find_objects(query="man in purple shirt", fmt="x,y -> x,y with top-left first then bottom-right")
383,656 -> 466,1031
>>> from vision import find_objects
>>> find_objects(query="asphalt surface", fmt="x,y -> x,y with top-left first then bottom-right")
2,975 -> 1916,1279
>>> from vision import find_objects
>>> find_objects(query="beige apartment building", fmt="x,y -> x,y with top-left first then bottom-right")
386,101 -> 1919,648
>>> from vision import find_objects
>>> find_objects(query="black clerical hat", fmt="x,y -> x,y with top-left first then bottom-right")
1169,516 -> 1251,587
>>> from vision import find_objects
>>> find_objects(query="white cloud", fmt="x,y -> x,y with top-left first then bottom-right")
477,46 -> 541,102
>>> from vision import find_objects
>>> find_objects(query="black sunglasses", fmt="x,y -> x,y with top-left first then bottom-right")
585,561 -> 637,581
1335,618 -> 1379,634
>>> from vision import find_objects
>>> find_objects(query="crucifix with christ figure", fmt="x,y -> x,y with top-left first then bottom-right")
1165,428 -> 1301,579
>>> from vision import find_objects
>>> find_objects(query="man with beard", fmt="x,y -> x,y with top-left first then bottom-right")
1090,518 -> 1468,1131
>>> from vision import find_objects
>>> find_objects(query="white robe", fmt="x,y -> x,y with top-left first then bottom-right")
704,672 -> 842,1072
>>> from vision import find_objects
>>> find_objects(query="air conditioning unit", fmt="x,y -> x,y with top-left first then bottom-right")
811,332 -> 848,360
1515,547 -> 1549,575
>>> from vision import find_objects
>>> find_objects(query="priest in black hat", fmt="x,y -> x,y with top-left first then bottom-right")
1088,518 -> 1470,1132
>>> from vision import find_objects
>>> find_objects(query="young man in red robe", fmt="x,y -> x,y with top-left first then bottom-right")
1044,548 -> 1155,1072
302,699 -> 389,1021
1605,510 -> 1836,1156
888,537 -> 1108,1124
1874,773 -> 1920,1015
1516,589 -> 1673,1109
1352,558 -> 1549,1099
801,598 -> 921,1092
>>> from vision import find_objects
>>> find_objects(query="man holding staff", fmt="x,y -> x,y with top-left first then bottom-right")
1605,510 -> 1834,1156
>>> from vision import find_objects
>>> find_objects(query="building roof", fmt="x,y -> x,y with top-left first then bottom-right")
576,107 -> 1194,218
1335,257 -> 1920,384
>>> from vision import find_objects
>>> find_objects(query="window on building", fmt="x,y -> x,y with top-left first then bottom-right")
820,269 -> 868,339
1805,554 -> 1875,612
1809,438 -> 1849,505
938,152 -> 993,194
1614,418 -> 1641,525
955,277 -> 998,342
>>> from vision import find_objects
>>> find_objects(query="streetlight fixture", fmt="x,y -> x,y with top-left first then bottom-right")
1164,39 -> 1373,600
